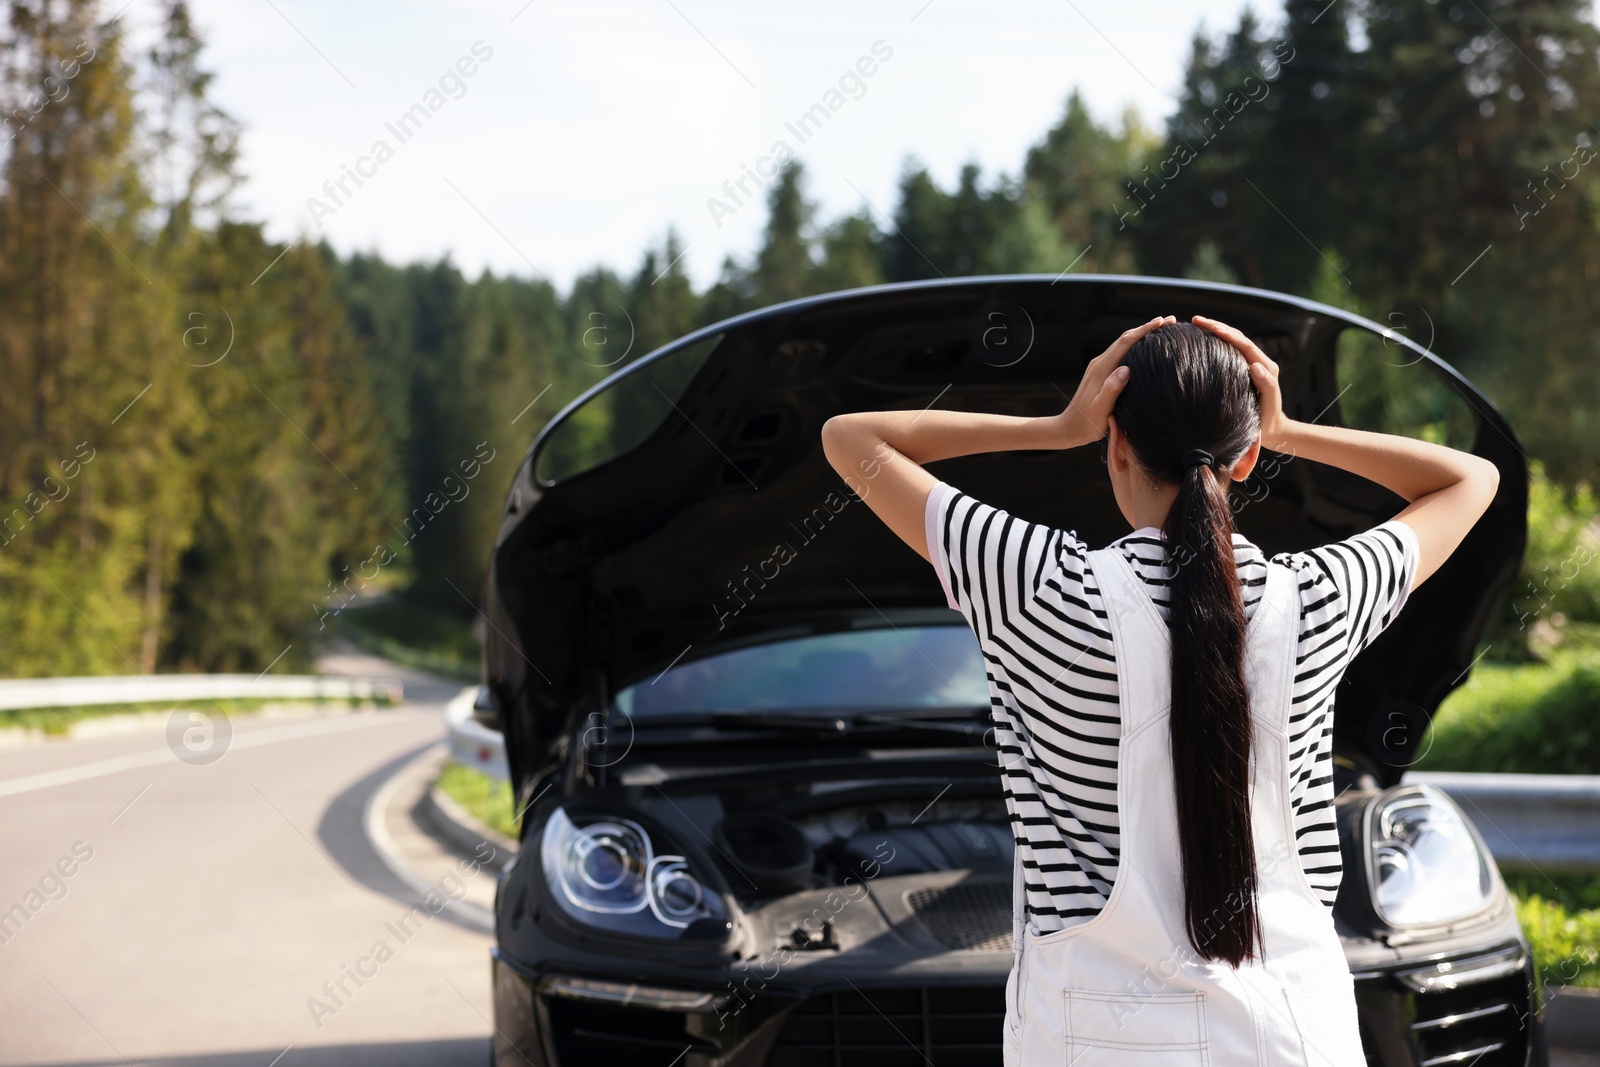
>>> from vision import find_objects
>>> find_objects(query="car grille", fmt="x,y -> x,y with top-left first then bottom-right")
1404,964 -> 1532,1067
766,984 -> 1006,1067
906,882 -> 1013,952
546,997 -> 716,1067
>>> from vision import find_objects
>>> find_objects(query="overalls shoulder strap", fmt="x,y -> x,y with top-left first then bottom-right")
1086,542 -> 1300,739
1002,544 -> 1365,1067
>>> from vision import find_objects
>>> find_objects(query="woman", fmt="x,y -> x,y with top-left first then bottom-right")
820,315 -> 1499,1067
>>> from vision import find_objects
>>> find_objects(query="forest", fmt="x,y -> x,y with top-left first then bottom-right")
3,0 -> 1599,676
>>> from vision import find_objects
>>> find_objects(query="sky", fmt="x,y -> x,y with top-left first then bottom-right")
148,0 -> 1273,291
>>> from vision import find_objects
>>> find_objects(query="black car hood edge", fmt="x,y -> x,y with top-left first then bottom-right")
486,276 -> 1528,791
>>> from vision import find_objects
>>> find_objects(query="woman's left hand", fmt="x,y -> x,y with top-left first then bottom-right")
1054,315 -> 1175,448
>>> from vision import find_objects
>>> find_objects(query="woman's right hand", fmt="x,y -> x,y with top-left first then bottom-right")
1192,315 -> 1293,451
1193,315 -> 1501,595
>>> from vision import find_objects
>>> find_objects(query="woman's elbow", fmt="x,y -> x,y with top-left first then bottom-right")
821,412 -> 860,450
1469,456 -> 1501,512
821,414 -> 854,470
1474,456 -> 1501,492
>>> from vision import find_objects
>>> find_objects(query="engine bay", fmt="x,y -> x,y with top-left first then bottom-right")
634,786 -> 1013,902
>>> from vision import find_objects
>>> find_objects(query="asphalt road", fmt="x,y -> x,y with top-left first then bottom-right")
0,666 -> 495,1066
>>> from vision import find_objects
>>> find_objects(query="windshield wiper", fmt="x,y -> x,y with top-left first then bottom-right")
708,711 -> 850,734
853,711 -> 989,736
610,711 -> 850,734
630,707 -> 989,737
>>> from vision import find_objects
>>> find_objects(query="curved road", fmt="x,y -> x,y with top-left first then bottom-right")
0,660 -> 494,1067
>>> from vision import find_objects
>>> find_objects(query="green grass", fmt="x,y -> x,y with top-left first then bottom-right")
1504,873 -> 1600,988
1416,649 -> 1600,775
337,601 -> 480,680
436,760 -> 519,840
0,695 -> 394,736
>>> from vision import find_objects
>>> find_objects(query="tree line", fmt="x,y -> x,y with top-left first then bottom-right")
2,0 -> 1596,676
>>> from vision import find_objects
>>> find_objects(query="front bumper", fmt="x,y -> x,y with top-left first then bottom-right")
490,937 -> 1546,1067
491,944 -> 1008,1067
1353,940 -> 1545,1067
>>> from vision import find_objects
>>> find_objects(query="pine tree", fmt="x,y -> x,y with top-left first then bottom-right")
0,0 -> 162,675
751,162 -> 817,303
1130,11 -> 1287,285
813,211 -> 884,293
884,162 -> 954,281
1022,91 -> 1154,273
1343,0 -> 1600,479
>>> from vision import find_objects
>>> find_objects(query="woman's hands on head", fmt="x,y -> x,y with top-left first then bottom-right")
821,306 -> 1498,592
1055,315 -> 1176,449
820,316 -> 1174,564
1189,315 -> 1500,594
1191,315 -> 1291,450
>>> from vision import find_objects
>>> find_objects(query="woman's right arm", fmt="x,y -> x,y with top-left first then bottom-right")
1193,315 -> 1501,592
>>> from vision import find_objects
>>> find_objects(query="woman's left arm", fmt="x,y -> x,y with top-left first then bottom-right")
820,315 -> 1173,562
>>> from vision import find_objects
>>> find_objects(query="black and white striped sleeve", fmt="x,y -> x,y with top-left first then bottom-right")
925,481 -> 1065,639
1298,519 -> 1420,659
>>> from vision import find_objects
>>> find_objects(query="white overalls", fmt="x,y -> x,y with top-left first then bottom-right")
1003,545 -> 1367,1067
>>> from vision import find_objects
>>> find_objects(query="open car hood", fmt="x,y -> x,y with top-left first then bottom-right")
485,276 -> 1527,789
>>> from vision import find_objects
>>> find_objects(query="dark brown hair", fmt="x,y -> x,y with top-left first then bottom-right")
1111,321 -> 1264,966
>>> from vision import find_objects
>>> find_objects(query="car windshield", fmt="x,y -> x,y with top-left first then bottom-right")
612,625 -> 990,718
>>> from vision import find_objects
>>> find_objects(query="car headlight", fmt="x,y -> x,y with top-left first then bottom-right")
1365,784 -> 1497,927
539,807 -> 728,939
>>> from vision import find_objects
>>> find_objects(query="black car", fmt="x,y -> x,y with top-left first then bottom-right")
475,276 -> 1544,1067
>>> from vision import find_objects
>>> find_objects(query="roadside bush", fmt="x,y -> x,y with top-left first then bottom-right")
1417,654 -> 1600,774
1497,461 -> 1600,661
1505,873 -> 1600,989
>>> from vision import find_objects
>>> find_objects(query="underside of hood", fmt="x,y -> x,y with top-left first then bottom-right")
486,276 -> 1527,789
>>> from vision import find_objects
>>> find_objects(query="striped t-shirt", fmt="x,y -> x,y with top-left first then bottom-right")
925,480 -> 1419,934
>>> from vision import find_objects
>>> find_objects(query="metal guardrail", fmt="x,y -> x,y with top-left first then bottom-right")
0,674 -> 404,711
445,685 -> 509,781
1406,771 -> 1600,873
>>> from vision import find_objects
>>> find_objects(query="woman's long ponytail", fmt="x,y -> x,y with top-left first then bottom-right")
1113,323 -> 1263,967
1166,457 -> 1262,965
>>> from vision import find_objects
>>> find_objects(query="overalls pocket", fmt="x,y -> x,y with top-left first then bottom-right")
1006,931 -> 1028,1045
1062,989 -> 1210,1067
1008,846 -> 1028,1046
